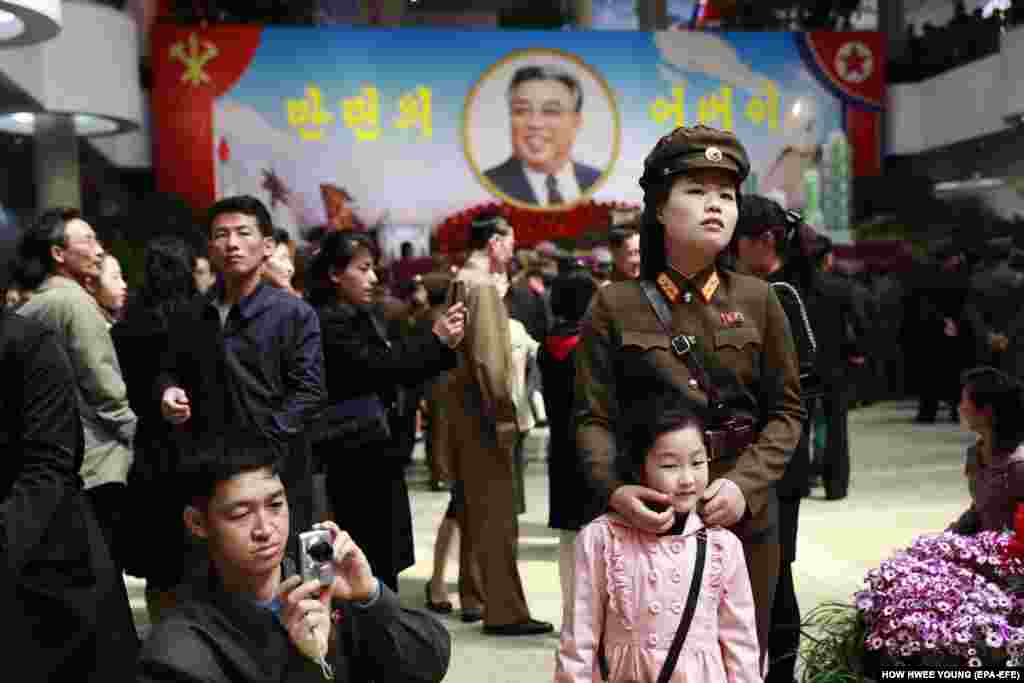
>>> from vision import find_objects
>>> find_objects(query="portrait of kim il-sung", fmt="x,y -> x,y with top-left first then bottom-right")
465,51 -> 620,210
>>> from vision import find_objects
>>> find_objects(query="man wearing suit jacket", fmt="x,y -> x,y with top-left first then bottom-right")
484,65 -> 601,207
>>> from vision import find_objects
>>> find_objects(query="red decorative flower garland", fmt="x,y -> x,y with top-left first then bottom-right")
433,200 -> 641,254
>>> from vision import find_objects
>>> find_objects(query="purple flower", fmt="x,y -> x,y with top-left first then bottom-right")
968,657 -> 983,668
986,631 -> 1005,648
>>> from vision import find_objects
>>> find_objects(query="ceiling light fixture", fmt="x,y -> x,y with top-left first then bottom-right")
0,1 -> 61,46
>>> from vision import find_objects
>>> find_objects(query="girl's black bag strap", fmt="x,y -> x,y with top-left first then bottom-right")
656,529 -> 707,683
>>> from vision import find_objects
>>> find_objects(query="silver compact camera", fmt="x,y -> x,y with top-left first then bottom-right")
299,529 -> 336,586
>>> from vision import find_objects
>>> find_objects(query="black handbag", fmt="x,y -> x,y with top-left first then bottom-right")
310,394 -> 391,449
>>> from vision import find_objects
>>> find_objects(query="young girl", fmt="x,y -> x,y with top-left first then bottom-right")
555,398 -> 761,683
949,366 -> 1024,535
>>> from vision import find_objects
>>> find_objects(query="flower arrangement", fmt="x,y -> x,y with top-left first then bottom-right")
856,529 -> 1024,668
433,200 -> 641,254
801,505 -> 1024,680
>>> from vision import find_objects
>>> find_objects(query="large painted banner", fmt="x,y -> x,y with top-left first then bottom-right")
151,26 -> 884,246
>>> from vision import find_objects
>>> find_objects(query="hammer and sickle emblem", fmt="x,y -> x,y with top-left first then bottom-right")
169,33 -> 220,87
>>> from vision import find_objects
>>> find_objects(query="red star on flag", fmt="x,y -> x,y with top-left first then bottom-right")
843,45 -> 868,78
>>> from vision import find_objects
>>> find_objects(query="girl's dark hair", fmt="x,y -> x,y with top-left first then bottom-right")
132,236 -> 197,327
550,270 -> 597,323
961,366 -> 1024,452
617,394 -> 706,486
306,230 -> 376,307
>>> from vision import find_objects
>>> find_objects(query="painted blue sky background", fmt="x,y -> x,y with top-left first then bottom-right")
216,28 -> 844,228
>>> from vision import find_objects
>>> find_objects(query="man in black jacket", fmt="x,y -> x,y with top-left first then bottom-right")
1,311 -> 138,682
733,195 -> 812,683
157,196 -> 325,574
137,433 -> 450,683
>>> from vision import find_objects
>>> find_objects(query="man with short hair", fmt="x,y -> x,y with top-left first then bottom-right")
440,212 -> 554,635
607,226 -> 641,281
484,65 -> 601,207
157,195 -> 325,581
136,432 -> 450,683
17,207 -> 137,569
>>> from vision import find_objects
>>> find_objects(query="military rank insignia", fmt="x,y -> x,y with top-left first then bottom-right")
656,272 -> 681,304
701,271 -> 720,303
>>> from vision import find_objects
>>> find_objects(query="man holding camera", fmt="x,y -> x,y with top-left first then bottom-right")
137,432 -> 450,683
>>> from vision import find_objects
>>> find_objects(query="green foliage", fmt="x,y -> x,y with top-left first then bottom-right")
800,602 -> 870,683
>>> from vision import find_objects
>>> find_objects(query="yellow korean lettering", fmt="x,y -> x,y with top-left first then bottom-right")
697,85 -> 734,131
286,86 -> 335,142
342,86 -> 381,142
394,86 -> 432,139
745,80 -> 780,131
649,85 -> 686,128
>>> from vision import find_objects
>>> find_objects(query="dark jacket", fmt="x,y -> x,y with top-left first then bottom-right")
316,301 -> 456,448
805,272 -> 867,388
315,301 -> 456,581
505,278 -> 552,344
540,321 -> 597,530
155,283 -> 325,443
112,303 -> 186,584
155,283 -> 325,534
0,312 -> 138,682
484,157 -> 601,205
137,561 -> 451,683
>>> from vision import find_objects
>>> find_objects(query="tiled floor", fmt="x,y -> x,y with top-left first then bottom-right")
127,400 -> 974,681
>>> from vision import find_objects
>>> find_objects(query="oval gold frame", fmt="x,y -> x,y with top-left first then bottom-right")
462,47 -> 622,213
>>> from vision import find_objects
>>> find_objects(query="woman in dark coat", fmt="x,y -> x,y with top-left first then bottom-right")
110,237 -> 197,621
538,269 -> 599,619
308,231 -> 465,593
0,310 -> 138,682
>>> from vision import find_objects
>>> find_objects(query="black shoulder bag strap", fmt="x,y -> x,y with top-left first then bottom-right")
656,530 -> 708,683
637,280 -> 722,408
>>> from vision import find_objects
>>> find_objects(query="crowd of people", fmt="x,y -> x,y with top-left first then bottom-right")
891,0 -> 1024,83
2,122 -> 1023,682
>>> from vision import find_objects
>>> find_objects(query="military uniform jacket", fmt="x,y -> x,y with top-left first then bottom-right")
446,253 -> 519,450
575,267 -> 805,543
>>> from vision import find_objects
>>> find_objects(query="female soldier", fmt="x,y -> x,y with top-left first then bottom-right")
574,125 -> 805,668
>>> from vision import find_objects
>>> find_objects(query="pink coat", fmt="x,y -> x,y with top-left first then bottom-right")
555,513 -> 762,683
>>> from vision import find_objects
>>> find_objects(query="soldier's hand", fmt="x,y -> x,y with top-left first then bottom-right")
609,485 -> 674,534
700,478 -> 746,528
943,318 -> 958,337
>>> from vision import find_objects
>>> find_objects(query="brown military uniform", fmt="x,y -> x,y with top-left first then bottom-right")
440,252 -> 532,627
575,264 -> 805,657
